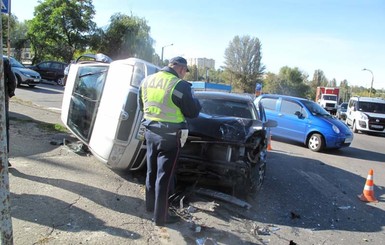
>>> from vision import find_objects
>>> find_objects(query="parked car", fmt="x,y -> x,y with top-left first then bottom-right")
5,56 -> 41,87
346,96 -> 385,134
61,55 -> 277,198
255,94 -> 353,152
178,91 -> 277,197
336,102 -> 348,120
28,61 -> 67,85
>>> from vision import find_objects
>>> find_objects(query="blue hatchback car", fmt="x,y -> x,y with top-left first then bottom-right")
255,94 -> 353,152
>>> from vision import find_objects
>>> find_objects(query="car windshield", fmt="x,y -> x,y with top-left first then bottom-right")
358,101 -> 385,113
340,103 -> 348,111
302,100 -> 331,116
10,58 -> 25,68
198,98 -> 256,119
324,95 -> 337,101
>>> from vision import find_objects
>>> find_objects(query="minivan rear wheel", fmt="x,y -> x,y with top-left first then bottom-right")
308,133 -> 324,152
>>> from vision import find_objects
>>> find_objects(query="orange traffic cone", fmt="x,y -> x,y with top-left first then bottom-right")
267,134 -> 272,151
358,169 -> 378,203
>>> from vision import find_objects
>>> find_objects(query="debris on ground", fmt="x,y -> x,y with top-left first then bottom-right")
195,237 -> 218,245
194,188 -> 252,209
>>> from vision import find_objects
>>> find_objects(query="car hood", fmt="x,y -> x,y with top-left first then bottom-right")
13,67 -> 41,76
319,115 -> 351,133
186,113 -> 265,143
363,112 -> 385,119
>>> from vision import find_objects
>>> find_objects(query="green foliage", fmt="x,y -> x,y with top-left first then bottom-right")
27,0 -> 96,63
92,13 -> 155,61
224,35 -> 265,93
263,66 -> 310,98
2,14 -> 30,61
184,65 -> 226,85
2,14 -> 17,49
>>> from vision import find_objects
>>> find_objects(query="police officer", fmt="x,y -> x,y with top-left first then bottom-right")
138,56 -> 201,226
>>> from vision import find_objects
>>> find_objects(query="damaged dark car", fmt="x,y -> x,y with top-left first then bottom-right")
177,91 -> 277,198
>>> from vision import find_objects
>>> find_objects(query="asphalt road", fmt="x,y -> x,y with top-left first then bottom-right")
12,82 -> 385,244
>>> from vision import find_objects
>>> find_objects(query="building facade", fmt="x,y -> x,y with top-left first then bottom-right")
3,47 -> 33,64
187,57 -> 215,70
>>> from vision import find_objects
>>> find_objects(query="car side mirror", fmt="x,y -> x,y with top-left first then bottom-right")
294,111 -> 303,118
264,119 -> 277,128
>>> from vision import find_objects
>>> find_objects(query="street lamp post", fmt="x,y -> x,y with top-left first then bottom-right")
161,43 -> 173,63
362,68 -> 374,97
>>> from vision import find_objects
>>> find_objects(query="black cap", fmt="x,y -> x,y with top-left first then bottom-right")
169,56 -> 189,72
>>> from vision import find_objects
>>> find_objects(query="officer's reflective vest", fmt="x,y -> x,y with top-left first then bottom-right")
141,72 -> 185,123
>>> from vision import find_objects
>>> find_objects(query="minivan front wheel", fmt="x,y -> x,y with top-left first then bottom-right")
308,133 -> 324,152
352,121 -> 358,133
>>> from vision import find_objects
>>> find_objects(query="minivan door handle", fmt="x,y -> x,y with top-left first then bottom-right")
120,110 -> 129,120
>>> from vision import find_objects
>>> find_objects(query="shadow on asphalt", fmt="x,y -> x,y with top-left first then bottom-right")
272,136 -> 385,162
9,111 -> 71,158
9,168 -> 141,240
250,150 -> 385,233
17,82 -> 64,95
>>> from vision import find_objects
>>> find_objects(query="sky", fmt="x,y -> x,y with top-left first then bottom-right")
10,0 -> 385,89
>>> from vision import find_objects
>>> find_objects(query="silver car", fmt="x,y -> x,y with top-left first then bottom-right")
337,102 -> 348,120
6,56 -> 41,87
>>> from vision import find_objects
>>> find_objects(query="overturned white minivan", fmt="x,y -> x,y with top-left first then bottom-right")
61,55 -> 160,170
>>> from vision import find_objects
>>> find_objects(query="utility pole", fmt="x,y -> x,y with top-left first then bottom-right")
1,1 -> 14,243
362,68 -> 374,97
160,43 -> 173,64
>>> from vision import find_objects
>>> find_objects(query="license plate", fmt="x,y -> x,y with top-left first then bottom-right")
371,125 -> 383,129
136,124 -> 146,141
34,79 -> 40,82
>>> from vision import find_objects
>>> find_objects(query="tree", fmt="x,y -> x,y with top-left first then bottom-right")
263,66 -> 310,98
1,13 -> 17,54
223,35 -> 265,93
339,79 -> 351,102
10,20 -> 29,61
306,69 -> 329,100
27,0 -> 96,63
93,13 -> 154,61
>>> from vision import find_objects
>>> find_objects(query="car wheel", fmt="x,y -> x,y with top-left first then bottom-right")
352,121 -> 358,133
245,144 -> 267,198
16,75 -> 22,87
308,133 -> 324,152
250,148 -> 266,192
56,77 -> 64,86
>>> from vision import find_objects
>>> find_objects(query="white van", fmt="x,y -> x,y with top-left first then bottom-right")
61,55 -> 160,170
346,96 -> 385,134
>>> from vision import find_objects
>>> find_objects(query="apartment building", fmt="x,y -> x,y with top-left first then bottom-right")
186,57 -> 215,70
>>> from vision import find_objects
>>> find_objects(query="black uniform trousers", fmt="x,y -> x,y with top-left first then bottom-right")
145,127 -> 180,226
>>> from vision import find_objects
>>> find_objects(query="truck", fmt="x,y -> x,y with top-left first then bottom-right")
315,86 -> 340,114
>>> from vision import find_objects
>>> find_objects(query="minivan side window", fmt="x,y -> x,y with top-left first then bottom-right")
260,98 -> 278,111
348,100 -> 356,110
281,100 -> 306,117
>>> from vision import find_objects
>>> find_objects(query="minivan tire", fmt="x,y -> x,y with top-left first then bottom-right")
352,121 -> 358,133
308,133 -> 324,152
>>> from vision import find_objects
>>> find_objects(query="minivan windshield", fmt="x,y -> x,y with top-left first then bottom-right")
302,100 -> 331,116
358,101 -> 385,113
